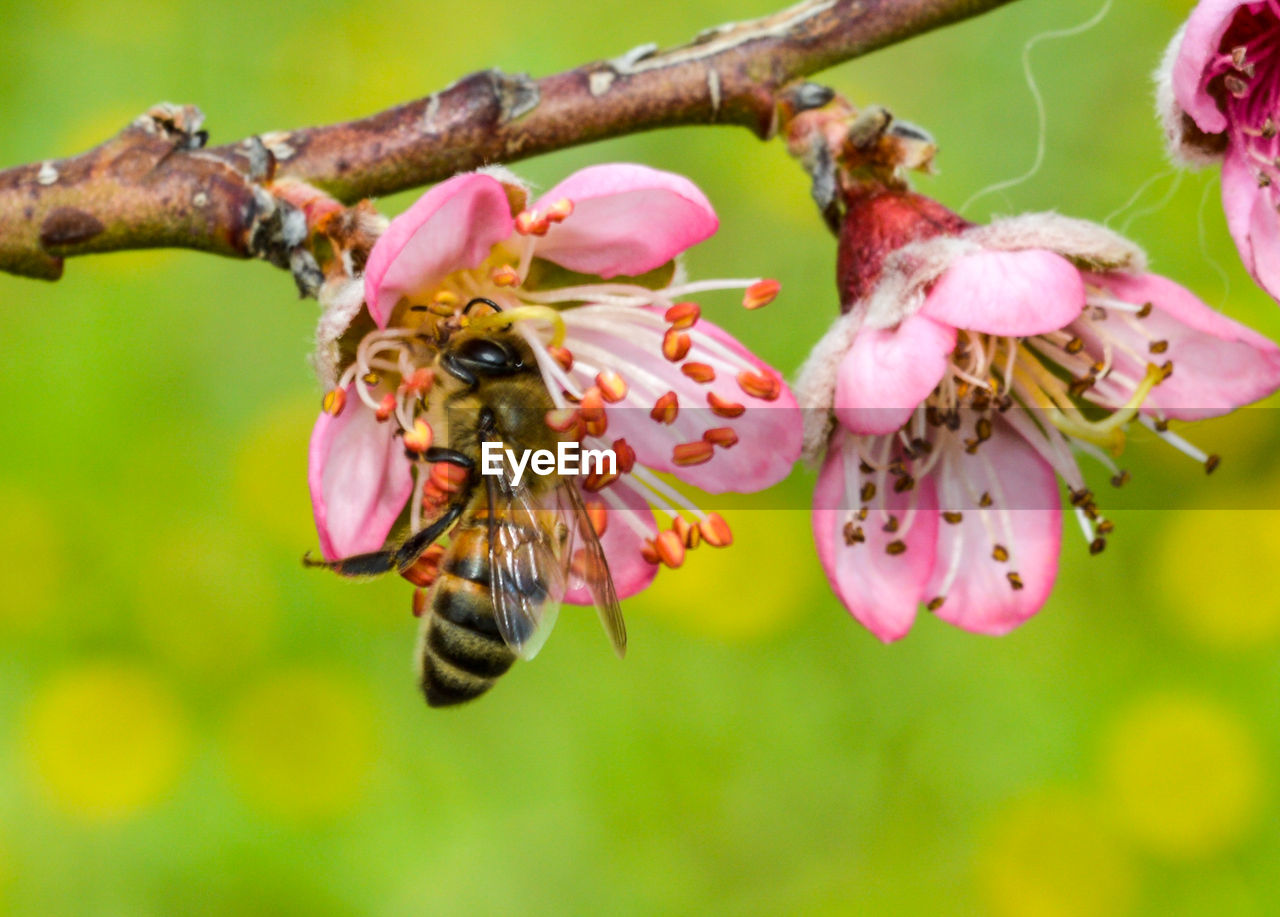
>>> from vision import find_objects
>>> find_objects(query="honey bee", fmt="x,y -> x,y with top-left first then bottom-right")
308,298 -> 626,706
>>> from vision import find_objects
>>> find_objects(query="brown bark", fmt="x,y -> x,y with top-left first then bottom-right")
0,0 -> 1019,282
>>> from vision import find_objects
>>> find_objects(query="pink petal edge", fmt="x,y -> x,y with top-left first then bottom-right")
833,313 -> 956,436
925,420 -> 1061,635
922,249 -> 1086,338
1088,271 -> 1280,418
812,439 -> 939,642
532,163 -> 719,278
1172,0 -> 1250,136
309,390 -> 415,561
363,172 -> 515,326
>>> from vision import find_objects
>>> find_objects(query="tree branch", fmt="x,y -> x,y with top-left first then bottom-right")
0,0 -> 1019,282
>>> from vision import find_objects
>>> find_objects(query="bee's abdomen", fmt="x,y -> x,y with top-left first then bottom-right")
418,527 -> 515,707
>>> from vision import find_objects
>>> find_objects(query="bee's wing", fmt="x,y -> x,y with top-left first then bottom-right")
486,474 -> 567,661
559,479 -> 627,659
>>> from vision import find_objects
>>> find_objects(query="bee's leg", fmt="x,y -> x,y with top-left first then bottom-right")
303,501 -> 466,577
393,500 -> 466,571
463,297 -> 503,314
423,447 -> 473,471
302,548 -> 398,578
440,352 -> 477,387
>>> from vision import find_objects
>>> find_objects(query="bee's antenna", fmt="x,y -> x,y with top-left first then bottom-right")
464,297 -> 503,314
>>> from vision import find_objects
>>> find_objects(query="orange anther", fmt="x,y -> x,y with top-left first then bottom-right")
401,544 -> 446,589
548,345 -> 574,372
707,391 -> 746,418
585,499 -> 608,537
411,588 -> 429,617
672,441 -> 715,466
654,530 -> 686,568
491,264 -> 520,287
544,198 -> 574,222
400,367 -> 434,396
665,301 -> 700,329
612,438 -> 636,473
662,328 -> 692,362
322,387 -> 347,416
515,209 -> 550,235
545,408 -> 581,432
737,369 -> 781,401
403,418 -> 433,454
579,387 -> 607,437
650,391 -> 679,424
703,427 -> 739,448
640,539 -> 661,565
673,516 -> 701,550
596,369 -> 628,403
579,387 -> 605,423
743,278 -> 780,310
699,512 -> 733,547
430,461 -> 469,493
585,416 -> 607,438
429,290 -> 460,315
375,393 -> 397,422
421,481 -> 447,506
583,469 -> 619,492
681,362 -> 716,383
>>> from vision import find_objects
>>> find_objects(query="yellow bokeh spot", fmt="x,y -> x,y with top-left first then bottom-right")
25,662 -> 189,820
1156,508 -> 1280,650
232,396 -> 317,547
1099,693 -> 1265,859
639,509 -> 815,641
0,484 -> 62,632
224,668 -> 378,821
977,789 -> 1138,917
135,527 -> 277,676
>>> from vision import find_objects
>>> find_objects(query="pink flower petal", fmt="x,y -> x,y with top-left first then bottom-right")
309,389 -> 415,560
1172,0 -> 1249,135
1218,146 -> 1280,304
564,475 -> 658,605
1220,149 -> 1280,301
532,164 -> 718,278
924,420 -> 1061,635
1221,149 -> 1261,279
812,437 -> 939,642
560,307 -> 800,493
922,249 -> 1085,337
1083,272 -> 1280,419
1240,165 -> 1280,304
363,173 -> 515,326
833,313 -> 956,435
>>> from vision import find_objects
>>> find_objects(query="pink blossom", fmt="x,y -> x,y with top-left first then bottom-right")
798,200 -> 1280,642
309,164 -> 800,603
1158,0 -> 1280,300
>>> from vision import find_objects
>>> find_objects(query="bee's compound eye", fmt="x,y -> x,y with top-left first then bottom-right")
458,337 -> 518,371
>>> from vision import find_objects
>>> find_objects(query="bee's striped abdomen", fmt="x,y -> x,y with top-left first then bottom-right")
418,525 -> 516,707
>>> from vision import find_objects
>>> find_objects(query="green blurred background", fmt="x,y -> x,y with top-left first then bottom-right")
2,0 -> 1279,913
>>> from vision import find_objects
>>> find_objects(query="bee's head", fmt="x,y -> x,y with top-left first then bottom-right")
440,328 -> 533,385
